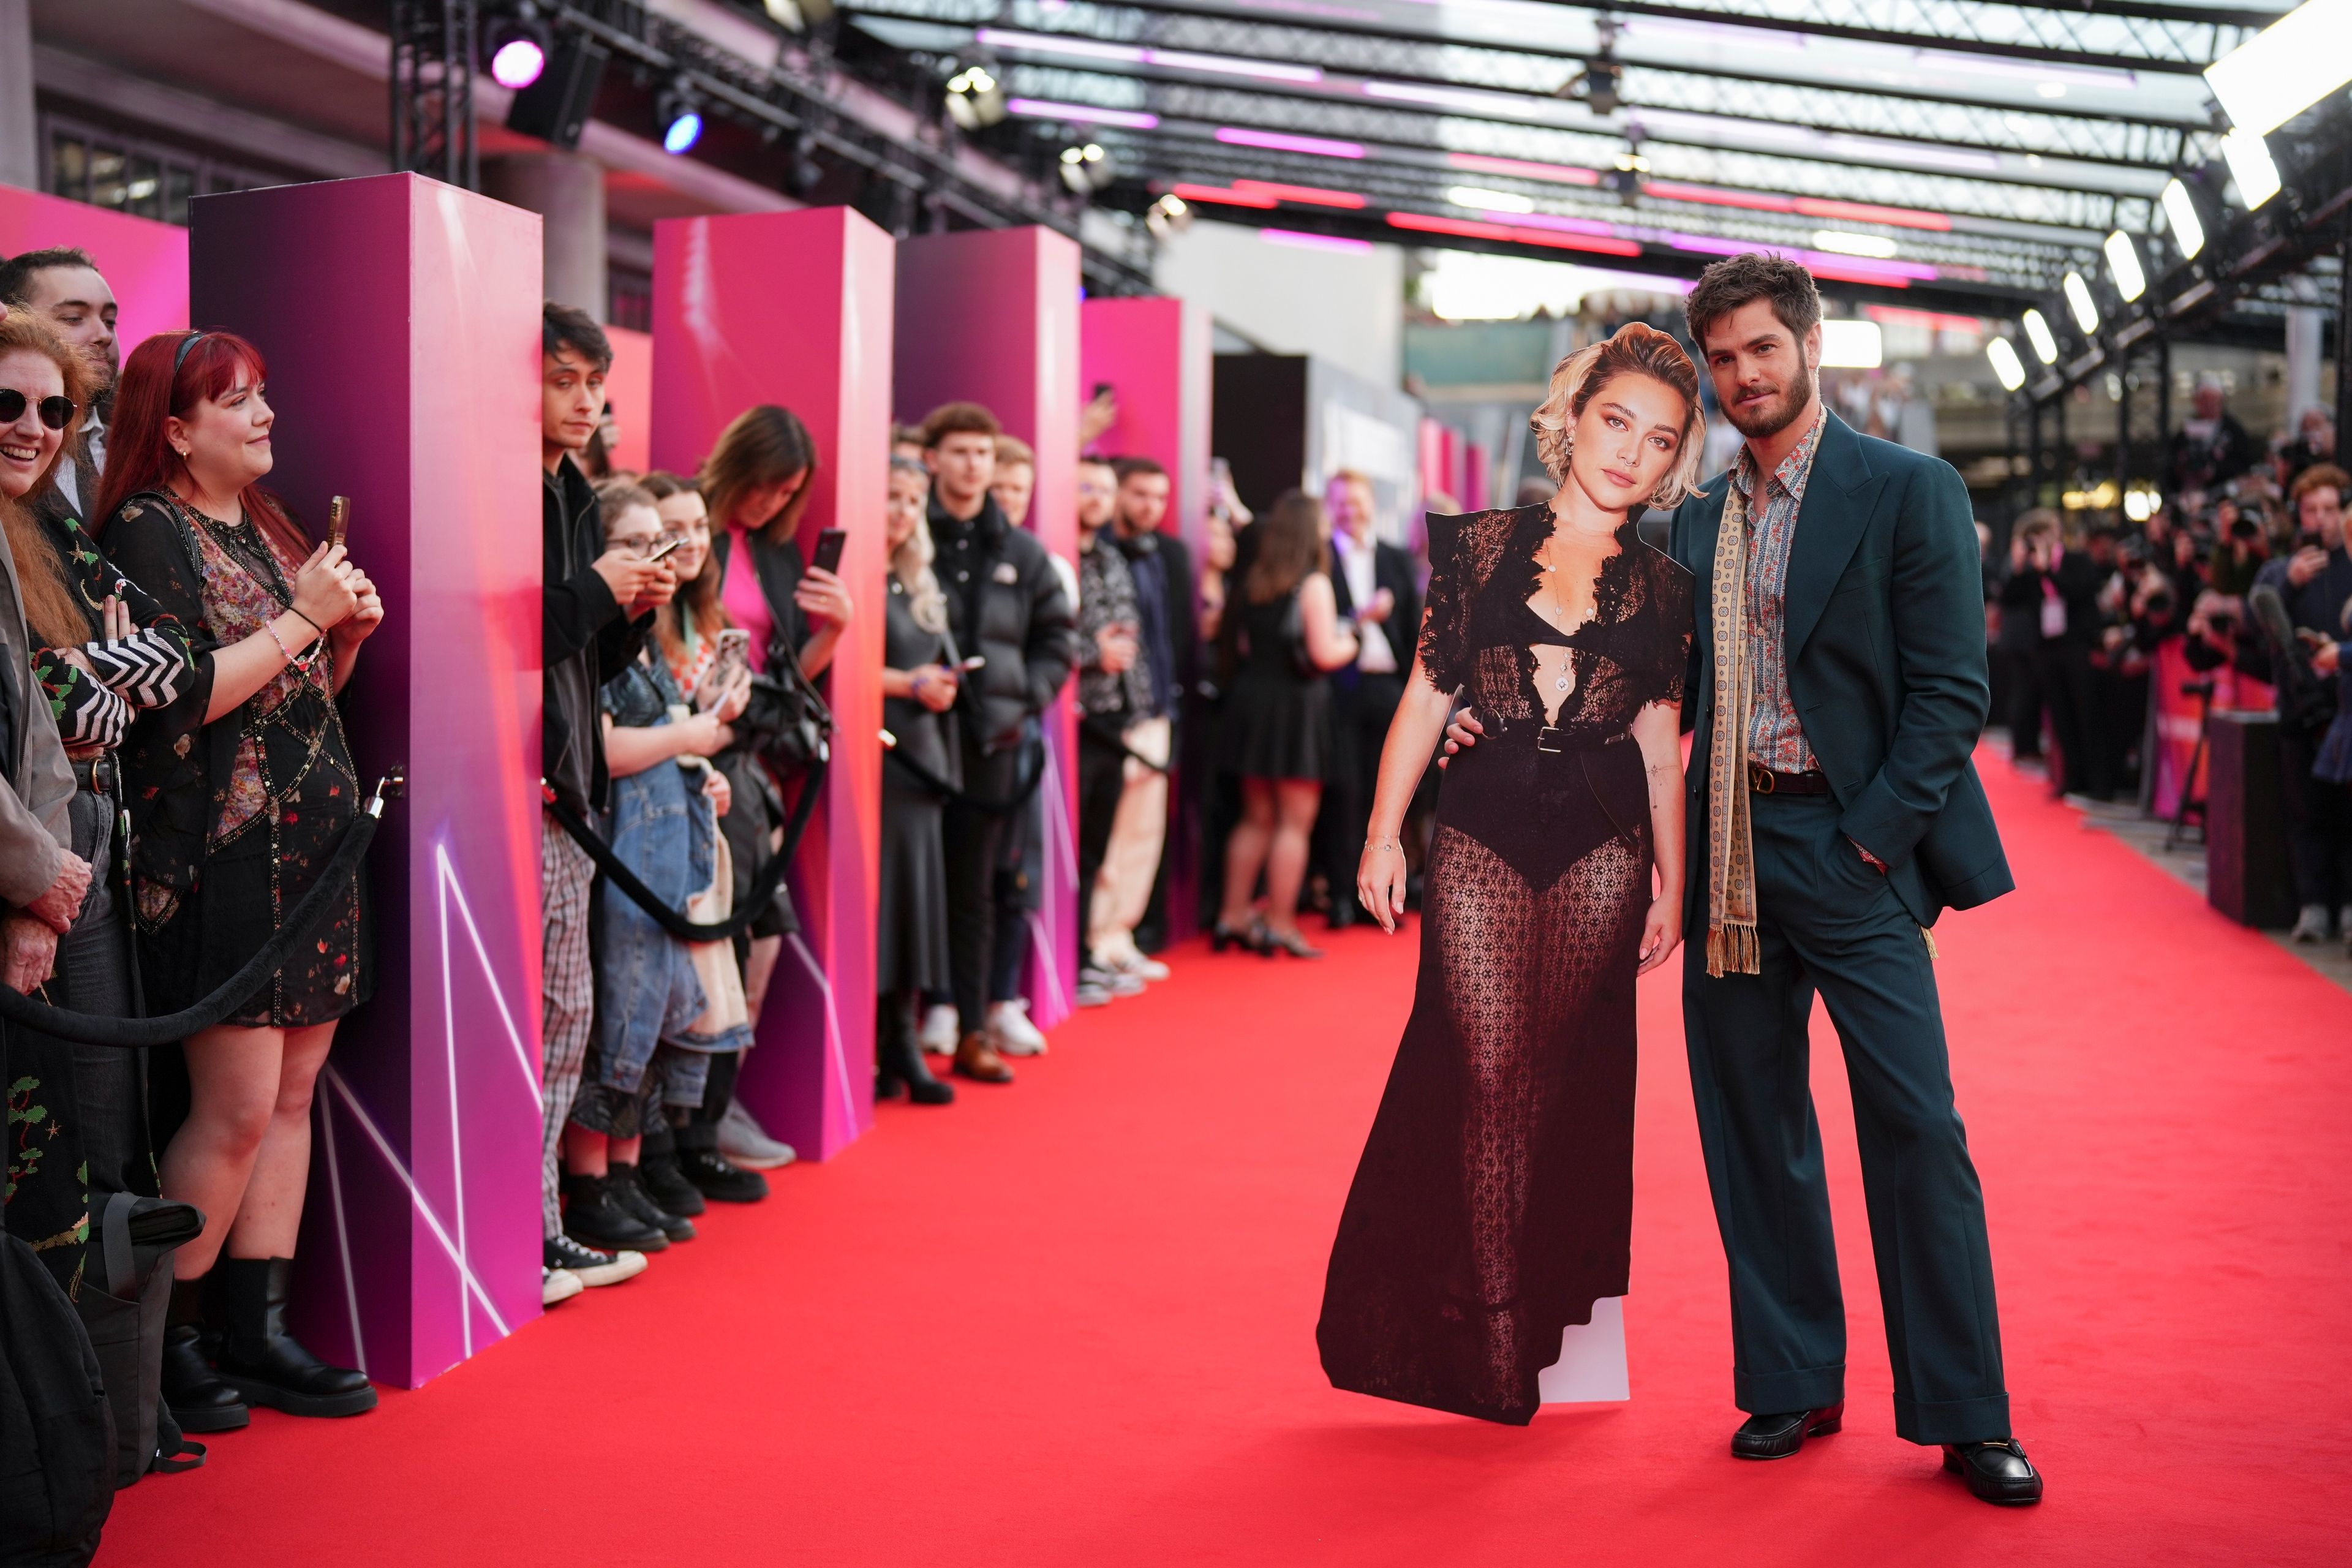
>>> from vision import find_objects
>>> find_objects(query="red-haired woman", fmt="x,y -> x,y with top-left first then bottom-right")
96,329 -> 385,1427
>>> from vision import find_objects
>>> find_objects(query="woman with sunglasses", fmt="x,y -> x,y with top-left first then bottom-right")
93,328 -> 384,1429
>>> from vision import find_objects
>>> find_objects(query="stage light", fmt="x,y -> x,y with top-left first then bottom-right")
2203,0 -> 2352,138
1811,230 -> 1899,259
2103,231 -> 2146,302
1986,336 -> 2027,391
485,6 -> 551,92
1448,186 -> 1534,214
1817,319 -> 1883,369
1145,192 -> 1192,237
2062,271 -> 2099,334
2220,128 -> 2282,209
945,66 -> 1009,130
657,85 -> 703,154
2021,308 -> 2059,364
2161,178 -> 2206,258
1058,143 -> 1114,194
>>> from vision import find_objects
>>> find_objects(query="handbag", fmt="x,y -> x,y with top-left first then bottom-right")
75,1193 -> 205,1488
745,630 -> 834,776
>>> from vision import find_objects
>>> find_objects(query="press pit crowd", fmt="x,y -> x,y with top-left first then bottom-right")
0,243 -> 1424,1487
1985,385 -> 2351,948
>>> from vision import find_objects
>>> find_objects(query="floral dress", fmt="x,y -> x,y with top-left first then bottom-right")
102,492 -> 370,1026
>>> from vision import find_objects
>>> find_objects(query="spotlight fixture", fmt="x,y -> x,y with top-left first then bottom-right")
2103,231 -> 2146,303
1559,20 -> 1623,114
1448,186 -> 1534,214
484,4 -> 551,91
2021,309 -> 2060,364
2202,0 -> 2352,138
944,65 -> 1008,130
2219,127 -> 2282,209
2062,271 -> 2100,334
1811,230 -> 1899,259
2160,178 -> 2206,260
1145,192 -> 1192,238
1058,142 -> 1114,194
1986,336 -> 2027,391
657,83 -> 703,155
505,33 -> 607,149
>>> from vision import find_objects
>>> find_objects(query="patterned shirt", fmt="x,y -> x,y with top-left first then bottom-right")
1730,410 -> 1824,772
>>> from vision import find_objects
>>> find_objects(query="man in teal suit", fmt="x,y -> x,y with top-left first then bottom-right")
1668,254 -> 2035,1503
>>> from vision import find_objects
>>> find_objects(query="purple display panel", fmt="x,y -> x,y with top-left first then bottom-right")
191,174 -> 546,1388
1078,296 -> 1214,940
0,186 -> 190,353
894,227 -> 1083,1028
650,206 -> 892,1160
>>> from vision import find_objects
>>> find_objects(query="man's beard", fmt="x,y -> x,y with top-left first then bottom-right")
1721,360 -> 1816,441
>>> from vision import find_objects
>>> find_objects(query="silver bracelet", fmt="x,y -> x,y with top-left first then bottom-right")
1365,835 -> 1401,853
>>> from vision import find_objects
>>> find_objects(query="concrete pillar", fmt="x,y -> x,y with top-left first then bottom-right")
482,150 -> 607,319
0,0 -> 38,190
2285,304 -> 2324,424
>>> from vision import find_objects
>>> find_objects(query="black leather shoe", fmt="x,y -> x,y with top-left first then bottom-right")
160,1275 -> 248,1433
212,1257 -> 377,1417
1943,1439 -> 2043,1504
608,1163 -> 695,1242
679,1147 -> 770,1203
562,1171 -> 669,1251
877,1005 -> 956,1106
638,1148 -> 706,1218
1730,1402 -> 1844,1459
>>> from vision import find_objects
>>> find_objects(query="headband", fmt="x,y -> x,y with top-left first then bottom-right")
174,331 -> 209,374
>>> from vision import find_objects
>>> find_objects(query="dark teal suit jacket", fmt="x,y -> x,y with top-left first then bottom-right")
1667,412 -> 2014,927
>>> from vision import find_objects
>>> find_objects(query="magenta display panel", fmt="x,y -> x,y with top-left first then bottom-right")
894,227 -> 1084,1028
0,186 -> 190,355
650,206 -> 892,1161
192,173 -> 547,1387
603,324 -> 654,476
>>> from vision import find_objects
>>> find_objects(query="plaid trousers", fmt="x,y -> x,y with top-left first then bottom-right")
540,816 -> 597,1238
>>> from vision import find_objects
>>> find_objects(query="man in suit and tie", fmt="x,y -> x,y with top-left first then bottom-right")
1320,469 -> 1420,930
0,247 -> 118,525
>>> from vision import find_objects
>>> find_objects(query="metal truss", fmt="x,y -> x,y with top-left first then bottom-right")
391,0 -> 480,190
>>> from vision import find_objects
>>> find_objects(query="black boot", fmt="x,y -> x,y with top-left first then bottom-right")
638,1126 -> 706,1218
160,1274 -> 248,1433
878,996 -> 954,1106
212,1257 -> 377,1417
560,1170 -> 668,1252
675,1117 -> 769,1203
609,1162 -> 695,1242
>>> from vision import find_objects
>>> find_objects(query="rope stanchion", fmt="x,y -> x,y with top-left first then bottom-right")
1077,715 -> 1171,775
0,769 -> 406,1048
884,736 -> 1049,815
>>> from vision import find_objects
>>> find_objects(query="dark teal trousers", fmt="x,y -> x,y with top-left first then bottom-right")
1683,790 -> 2010,1446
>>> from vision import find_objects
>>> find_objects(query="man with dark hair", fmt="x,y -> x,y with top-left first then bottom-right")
1107,455 -> 1195,954
922,402 -> 1078,1083
1,246 -> 118,519
538,301 -> 674,1302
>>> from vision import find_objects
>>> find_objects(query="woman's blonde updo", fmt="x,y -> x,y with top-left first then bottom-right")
1528,321 -> 1706,509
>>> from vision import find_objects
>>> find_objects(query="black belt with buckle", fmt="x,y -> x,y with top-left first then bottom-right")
70,752 -> 118,796
1747,760 -> 1830,795
1534,725 -> 1634,756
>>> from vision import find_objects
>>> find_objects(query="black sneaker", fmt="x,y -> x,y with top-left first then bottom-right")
680,1147 -> 769,1204
609,1163 -> 695,1242
560,1171 -> 668,1253
545,1232 -> 647,1288
638,1150 -> 707,1218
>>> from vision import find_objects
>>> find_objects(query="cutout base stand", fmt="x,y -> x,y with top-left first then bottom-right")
1538,1297 -> 1629,1404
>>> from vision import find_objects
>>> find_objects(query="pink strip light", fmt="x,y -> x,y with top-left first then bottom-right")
1664,232 -> 1937,285
1215,126 -> 1366,159
1005,99 -> 1162,130
1447,153 -> 1602,187
1389,211 -> 1642,258
1171,182 -> 1280,208
1643,179 -> 1951,233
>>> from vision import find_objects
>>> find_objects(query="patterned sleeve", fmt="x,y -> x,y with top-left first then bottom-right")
1415,511 -> 1472,694
1645,546 -> 1696,707
98,498 -> 218,763
31,651 -> 133,748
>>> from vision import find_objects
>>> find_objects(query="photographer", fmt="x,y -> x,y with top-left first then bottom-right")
2000,510 -> 2109,798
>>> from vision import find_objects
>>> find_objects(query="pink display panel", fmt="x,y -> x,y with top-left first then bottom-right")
894,227 -> 1084,1028
0,186 -> 189,355
604,324 -> 654,476
192,173 -> 546,1387
1078,295 -> 1215,941
650,206 -> 893,1160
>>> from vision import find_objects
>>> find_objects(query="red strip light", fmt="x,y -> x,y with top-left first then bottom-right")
1795,197 -> 1951,233
1232,178 -> 1367,208
1387,211 -> 1642,257
1170,183 -> 1278,208
1446,153 -> 1602,187
1643,179 -> 1796,214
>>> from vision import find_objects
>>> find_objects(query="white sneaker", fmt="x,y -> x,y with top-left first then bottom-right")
989,998 -> 1049,1056
541,1266 -> 583,1307
718,1098 -> 798,1169
2290,903 -> 2331,943
1109,952 -> 1171,983
919,1004 -> 959,1057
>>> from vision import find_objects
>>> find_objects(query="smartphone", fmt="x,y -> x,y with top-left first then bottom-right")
703,627 -> 752,708
957,655 -> 987,672
326,496 -> 350,548
810,527 -> 848,576
1091,382 -> 1115,402
647,536 -> 685,564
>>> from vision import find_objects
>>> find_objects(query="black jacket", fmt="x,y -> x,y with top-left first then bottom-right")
1996,551 -> 2106,651
1117,525 -> 1197,719
543,457 -> 645,814
1329,532 -> 1422,687
927,492 -> 1079,753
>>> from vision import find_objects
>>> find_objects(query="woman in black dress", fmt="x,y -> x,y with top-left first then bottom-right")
97,328 -> 383,1423
1319,324 -> 1703,1423
876,455 -> 956,1105
1215,491 -> 1359,958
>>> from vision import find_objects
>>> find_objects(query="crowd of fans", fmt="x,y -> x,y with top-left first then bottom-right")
1987,379 -> 2348,945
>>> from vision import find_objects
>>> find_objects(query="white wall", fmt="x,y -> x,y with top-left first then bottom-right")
1153,220 -> 1404,392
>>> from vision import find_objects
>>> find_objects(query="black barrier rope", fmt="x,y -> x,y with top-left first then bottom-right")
883,736 -> 1049,816
1076,715 -> 1171,776
0,770 -> 406,1048
541,755 -> 826,944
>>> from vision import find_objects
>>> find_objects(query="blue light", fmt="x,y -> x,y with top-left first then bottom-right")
663,109 -> 703,155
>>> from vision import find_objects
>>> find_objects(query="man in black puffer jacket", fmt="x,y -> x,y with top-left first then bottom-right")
921,402 -> 1079,1084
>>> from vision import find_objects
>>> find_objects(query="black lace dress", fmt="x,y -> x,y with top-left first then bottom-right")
1317,505 -> 1691,1425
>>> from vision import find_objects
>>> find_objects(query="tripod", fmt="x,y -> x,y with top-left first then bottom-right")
2165,679 -> 2217,850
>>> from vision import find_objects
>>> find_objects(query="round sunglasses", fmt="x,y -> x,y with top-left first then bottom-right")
0,388 -> 78,431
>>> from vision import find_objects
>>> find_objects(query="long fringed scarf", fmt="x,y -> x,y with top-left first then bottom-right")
1704,474 -> 1760,977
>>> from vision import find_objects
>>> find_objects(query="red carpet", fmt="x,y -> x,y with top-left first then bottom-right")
104,755 -> 2350,1565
